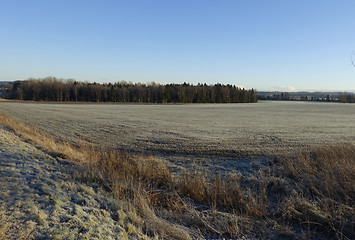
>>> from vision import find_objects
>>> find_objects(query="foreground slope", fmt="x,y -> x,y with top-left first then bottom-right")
0,128 -> 149,240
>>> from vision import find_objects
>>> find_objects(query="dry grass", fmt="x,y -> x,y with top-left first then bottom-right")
1,111 -> 354,239
281,145 -> 355,204
177,168 -> 267,217
273,145 -> 355,239
0,113 -> 85,162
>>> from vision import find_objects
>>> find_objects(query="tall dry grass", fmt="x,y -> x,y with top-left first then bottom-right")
274,145 -> 355,239
281,145 -> 355,204
177,169 -> 267,217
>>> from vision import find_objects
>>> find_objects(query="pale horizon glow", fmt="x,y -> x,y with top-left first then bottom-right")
1,0 -> 355,92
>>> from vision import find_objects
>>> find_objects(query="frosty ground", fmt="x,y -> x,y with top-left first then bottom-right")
0,127 -> 152,239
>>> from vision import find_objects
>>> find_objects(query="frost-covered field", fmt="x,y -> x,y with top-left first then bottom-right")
1,101 -> 355,239
0,101 -> 354,159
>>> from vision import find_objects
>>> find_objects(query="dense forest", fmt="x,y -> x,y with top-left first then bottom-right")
7,77 -> 258,103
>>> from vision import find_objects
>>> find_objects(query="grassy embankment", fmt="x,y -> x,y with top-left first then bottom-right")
0,112 -> 354,239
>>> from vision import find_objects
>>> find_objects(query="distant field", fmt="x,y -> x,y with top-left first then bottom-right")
0,100 -> 354,167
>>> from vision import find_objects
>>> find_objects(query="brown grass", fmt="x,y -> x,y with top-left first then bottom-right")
281,145 -> 355,204
0,113 -> 85,161
1,111 -> 354,239
274,145 -> 355,239
177,168 -> 267,217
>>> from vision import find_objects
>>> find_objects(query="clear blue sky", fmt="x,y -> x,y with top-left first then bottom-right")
1,0 -> 354,91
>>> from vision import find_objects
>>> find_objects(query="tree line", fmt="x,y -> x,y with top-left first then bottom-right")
258,92 -> 291,101
338,93 -> 355,103
258,91 -> 355,103
7,77 -> 258,103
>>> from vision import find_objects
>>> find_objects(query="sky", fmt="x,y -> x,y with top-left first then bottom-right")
0,0 -> 355,91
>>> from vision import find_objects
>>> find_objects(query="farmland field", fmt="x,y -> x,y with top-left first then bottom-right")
1,100 -> 355,239
0,101 -> 354,171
